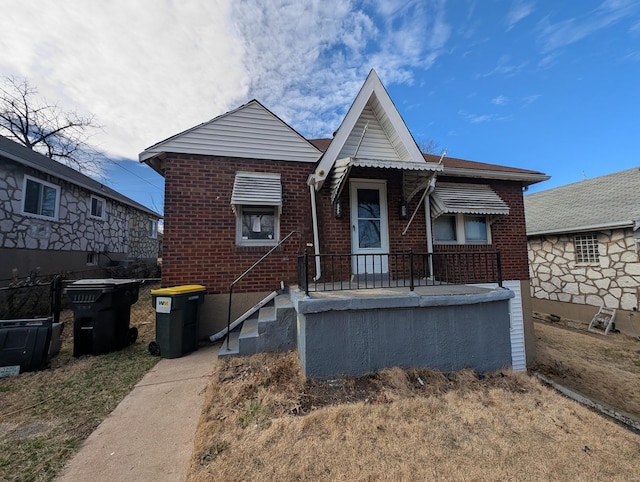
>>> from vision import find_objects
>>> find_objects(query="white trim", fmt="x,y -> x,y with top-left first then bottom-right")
433,213 -> 492,245
235,205 -> 280,247
314,70 -> 435,190
21,174 -> 61,221
444,166 -> 550,184
350,178 -> 389,274
472,280 -> 526,372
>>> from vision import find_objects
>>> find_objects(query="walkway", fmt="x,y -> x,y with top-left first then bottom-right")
56,343 -> 220,482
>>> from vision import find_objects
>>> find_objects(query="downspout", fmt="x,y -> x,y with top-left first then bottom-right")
425,191 -> 434,278
308,175 -> 322,281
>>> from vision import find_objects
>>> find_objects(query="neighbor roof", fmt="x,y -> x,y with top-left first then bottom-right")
525,167 -> 640,236
0,135 -> 161,218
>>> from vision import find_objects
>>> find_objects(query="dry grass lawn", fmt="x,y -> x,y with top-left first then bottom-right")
188,352 -> 640,482
533,316 -> 640,420
0,282 -> 160,482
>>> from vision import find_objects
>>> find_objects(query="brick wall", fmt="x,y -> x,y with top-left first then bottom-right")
162,154 -> 315,294
163,157 -> 529,294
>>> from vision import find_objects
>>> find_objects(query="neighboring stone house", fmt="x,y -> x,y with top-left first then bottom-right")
0,135 -> 161,284
141,70 -> 548,372
525,168 -> 640,335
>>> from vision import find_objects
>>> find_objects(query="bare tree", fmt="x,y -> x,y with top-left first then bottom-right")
416,138 -> 440,155
0,76 -> 104,173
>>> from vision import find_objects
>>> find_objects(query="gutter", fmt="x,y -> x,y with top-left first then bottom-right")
307,175 -> 322,281
527,220 -> 634,237
444,167 -> 550,185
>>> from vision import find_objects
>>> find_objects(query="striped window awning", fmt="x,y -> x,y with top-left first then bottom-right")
231,172 -> 282,213
330,157 -> 442,203
431,183 -> 510,218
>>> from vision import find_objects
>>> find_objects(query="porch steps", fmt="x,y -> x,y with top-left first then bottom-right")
218,292 -> 297,359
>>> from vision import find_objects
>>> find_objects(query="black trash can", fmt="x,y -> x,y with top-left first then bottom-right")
150,285 -> 206,359
65,279 -> 140,357
0,317 -> 52,375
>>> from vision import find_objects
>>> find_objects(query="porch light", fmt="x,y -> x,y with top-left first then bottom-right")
334,198 -> 343,219
399,200 -> 409,220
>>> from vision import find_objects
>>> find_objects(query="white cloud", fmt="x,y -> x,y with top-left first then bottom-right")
522,94 -> 542,107
491,95 -> 509,105
478,55 -> 528,78
459,110 -> 511,123
537,0 -> 640,53
505,1 -> 535,31
0,0 -> 451,159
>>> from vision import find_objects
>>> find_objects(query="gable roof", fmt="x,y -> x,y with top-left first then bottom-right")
313,69 -> 441,189
525,167 -> 640,236
140,100 -> 322,172
309,139 -> 549,185
0,135 -> 160,218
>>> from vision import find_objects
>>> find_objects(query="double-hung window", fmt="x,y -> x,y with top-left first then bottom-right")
430,183 -> 509,245
433,214 -> 490,244
148,219 -> 158,239
231,172 -> 282,246
22,175 -> 60,219
90,195 -> 105,219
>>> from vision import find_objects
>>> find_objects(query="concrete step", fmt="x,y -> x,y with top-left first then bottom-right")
217,330 -> 240,358
238,315 -> 259,355
275,293 -> 293,310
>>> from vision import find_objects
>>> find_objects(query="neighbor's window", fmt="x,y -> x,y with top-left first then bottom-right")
22,176 -> 60,219
237,206 -> 279,246
148,219 -> 158,239
90,195 -> 105,219
433,214 -> 490,244
86,253 -> 98,266
574,234 -> 599,263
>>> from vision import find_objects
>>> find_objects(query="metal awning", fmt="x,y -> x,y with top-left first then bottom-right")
431,183 -> 510,218
231,172 -> 282,213
330,157 -> 442,203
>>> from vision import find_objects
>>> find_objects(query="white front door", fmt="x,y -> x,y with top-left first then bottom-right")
350,179 -> 389,275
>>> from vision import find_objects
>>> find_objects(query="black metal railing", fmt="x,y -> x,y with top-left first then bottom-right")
297,250 -> 502,295
225,231 -> 298,350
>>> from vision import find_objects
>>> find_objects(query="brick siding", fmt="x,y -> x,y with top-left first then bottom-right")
162,157 -> 529,293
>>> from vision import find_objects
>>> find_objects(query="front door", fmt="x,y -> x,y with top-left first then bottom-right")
350,179 -> 389,275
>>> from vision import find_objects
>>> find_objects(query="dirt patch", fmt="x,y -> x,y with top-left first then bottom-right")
532,315 -> 640,420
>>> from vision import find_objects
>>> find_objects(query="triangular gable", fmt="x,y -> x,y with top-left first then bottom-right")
140,100 -> 322,167
313,69 -> 441,190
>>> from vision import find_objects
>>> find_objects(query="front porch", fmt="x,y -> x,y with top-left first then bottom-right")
218,249 -> 522,378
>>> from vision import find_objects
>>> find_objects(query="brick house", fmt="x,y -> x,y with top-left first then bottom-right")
0,135 -> 161,284
141,70 -> 548,376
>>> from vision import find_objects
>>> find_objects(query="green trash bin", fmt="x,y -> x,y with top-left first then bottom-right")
150,285 -> 206,359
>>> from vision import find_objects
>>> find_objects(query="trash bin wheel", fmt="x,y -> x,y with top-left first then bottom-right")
148,341 -> 161,356
129,327 -> 138,344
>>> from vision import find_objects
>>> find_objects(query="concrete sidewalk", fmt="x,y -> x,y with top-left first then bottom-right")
57,343 -> 220,482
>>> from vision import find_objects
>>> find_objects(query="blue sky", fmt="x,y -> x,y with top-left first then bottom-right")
1,0 -> 639,213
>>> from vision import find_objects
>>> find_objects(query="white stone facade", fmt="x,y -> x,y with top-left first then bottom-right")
0,160 -> 159,260
528,229 -> 640,311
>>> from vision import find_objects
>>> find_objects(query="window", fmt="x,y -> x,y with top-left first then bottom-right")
433,214 -> 490,244
148,219 -> 158,239
237,206 -> 279,245
86,253 -> 98,266
22,176 -> 60,219
464,216 -> 488,242
433,215 -> 457,242
90,195 -> 105,219
574,234 -> 599,263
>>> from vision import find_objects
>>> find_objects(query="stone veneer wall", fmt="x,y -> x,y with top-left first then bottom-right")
528,228 -> 640,311
0,160 -> 159,264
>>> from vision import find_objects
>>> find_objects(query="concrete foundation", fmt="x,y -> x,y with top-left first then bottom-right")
292,285 -> 514,378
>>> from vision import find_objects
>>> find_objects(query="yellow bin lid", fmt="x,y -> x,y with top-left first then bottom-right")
151,284 -> 206,295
